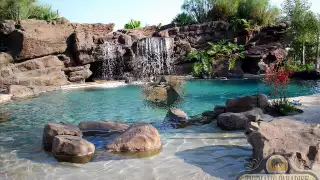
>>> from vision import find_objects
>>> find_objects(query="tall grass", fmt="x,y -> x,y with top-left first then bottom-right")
0,0 -> 59,21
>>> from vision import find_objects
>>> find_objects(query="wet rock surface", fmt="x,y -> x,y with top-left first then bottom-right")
52,135 -> 95,164
106,123 -> 161,153
43,122 -> 82,151
217,108 -> 264,130
226,94 -> 271,113
79,121 -> 130,133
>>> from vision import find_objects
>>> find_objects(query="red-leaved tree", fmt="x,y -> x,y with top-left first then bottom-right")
264,58 -> 294,99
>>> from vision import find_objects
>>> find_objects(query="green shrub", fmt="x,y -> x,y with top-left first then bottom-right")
172,12 -> 196,26
207,40 -> 245,70
230,18 -> 251,31
124,19 -> 142,29
272,99 -> 296,115
285,61 -> 315,72
0,0 -> 59,21
186,50 -> 212,77
187,40 -> 244,77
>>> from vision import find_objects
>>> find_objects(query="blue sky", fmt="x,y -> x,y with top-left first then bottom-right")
39,0 -> 320,30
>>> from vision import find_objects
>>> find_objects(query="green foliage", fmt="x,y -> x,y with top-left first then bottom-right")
0,0 -> 59,21
272,99 -> 296,115
172,12 -> 197,26
230,18 -> 251,31
176,0 -> 279,27
187,40 -> 244,76
186,50 -> 212,76
124,19 -> 142,29
182,0 -> 212,23
29,4 -> 58,20
207,40 -> 245,70
237,0 -> 280,27
282,0 -> 319,65
285,60 -> 314,71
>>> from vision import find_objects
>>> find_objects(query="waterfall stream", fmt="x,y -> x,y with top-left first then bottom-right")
133,37 -> 174,78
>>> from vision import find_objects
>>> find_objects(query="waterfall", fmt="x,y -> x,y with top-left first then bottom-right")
133,37 -> 174,78
93,42 -> 125,80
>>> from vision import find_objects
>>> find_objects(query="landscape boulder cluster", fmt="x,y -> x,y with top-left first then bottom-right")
42,121 -> 161,163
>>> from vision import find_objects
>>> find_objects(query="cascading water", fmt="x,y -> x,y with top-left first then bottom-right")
133,37 -> 174,78
93,42 -> 125,80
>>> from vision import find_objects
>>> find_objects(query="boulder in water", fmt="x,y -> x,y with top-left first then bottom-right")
166,108 -> 188,123
144,85 -> 180,106
217,108 -> 263,130
214,105 -> 227,116
226,94 -> 271,113
43,122 -> 82,151
79,121 -> 130,133
106,123 -> 161,153
247,119 -> 320,170
52,135 -> 95,164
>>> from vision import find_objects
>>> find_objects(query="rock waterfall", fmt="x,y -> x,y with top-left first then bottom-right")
132,37 -> 174,78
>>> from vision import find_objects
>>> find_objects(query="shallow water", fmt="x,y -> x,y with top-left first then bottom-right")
0,79 -> 319,180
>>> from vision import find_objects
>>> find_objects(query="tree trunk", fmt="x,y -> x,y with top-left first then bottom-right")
302,40 -> 306,65
316,34 -> 320,69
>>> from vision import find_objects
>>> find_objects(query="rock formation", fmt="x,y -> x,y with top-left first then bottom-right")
79,121 -> 130,133
247,119 -> 320,170
0,19 -> 289,100
52,135 -> 95,163
106,123 -> 161,153
42,122 -> 82,151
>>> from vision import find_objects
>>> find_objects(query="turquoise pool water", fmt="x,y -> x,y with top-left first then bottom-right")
0,79 -> 319,180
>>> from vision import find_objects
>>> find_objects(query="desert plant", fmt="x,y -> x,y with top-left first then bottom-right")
124,19 -> 142,29
172,12 -> 196,26
30,4 -> 58,21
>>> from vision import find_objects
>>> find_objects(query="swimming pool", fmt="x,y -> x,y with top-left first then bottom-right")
0,79 -> 319,180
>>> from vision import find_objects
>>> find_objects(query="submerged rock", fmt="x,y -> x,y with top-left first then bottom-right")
247,119 -> 320,170
79,121 -> 129,133
166,108 -> 188,123
106,123 -> 161,153
226,94 -> 270,113
217,108 -> 263,130
52,135 -> 95,164
43,122 -> 82,151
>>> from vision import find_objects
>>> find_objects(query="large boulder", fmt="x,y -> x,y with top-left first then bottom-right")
106,123 -> 161,152
43,122 -> 82,151
52,135 -> 95,163
64,64 -> 92,83
165,108 -> 188,123
247,119 -> 320,170
226,94 -> 271,113
0,55 -> 69,88
73,23 -> 116,65
217,108 -> 263,130
7,20 -> 74,60
79,121 -> 130,133
144,85 -> 180,106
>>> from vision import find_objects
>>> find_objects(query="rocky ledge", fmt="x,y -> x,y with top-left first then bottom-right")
0,19 -> 292,102
247,119 -> 320,170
